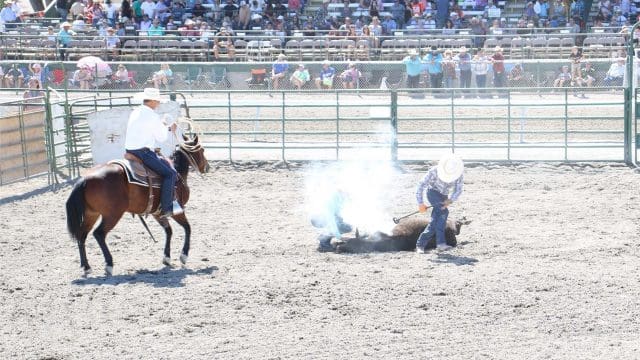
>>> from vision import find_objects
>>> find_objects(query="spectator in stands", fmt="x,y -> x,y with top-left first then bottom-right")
314,0 -> 330,28
23,78 -> 45,111
155,0 -> 171,22
472,49 -> 490,98
425,45 -> 443,89
603,58 -> 625,87
568,45 -> 582,82
27,64 -> 44,89
469,17 -> 486,48
46,26 -> 57,42
105,0 -> 119,26
553,65 -> 572,87
442,49 -> 457,89
131,0 -> 143,21
70,0 -> 85,21
491,46 -> 506,97
200,22 -> 215,42
508,63 -> 524,86
524,1 -> 536,22
139,14 -> 152,31
442,18 -> 455,35
551,0 -> 566,23
402,48 -> 422,89
88,1 -> 106,27
213,27 -> 236,61
435,0 -> 449,28
568,17 -> 580,33
180,18 -> 200,37
316,60 -> 336,90
238,1 -> 251,29
4,64 -> 25,88
488,18 -> 503,37
114,64 -> 130,88
369,0 -> 379,19
74,65 -> 94,90
341,62 -> 361,89
455,46 -> 472,95
192,0 -> 207,19
120,0 -> 133,21
148,18 -> 165,35
575,62 -> 596,91
248,13 -> 264,29
141,0 -> 157,19
72,15 -> 86,31
290,64 -> 310,90
382,14 -> 397,35
223,0 -> 238,20
288,0 -> 302,14
570,0 -> 585,23
534,0 -> 549,21
1,1 -> 18,29
57,22 -> 75,61
271,54 -> 289,90
56,0 -> 70,22
390,0 -> 406,29
171,1 -> 185,22
152,63 -> 173,89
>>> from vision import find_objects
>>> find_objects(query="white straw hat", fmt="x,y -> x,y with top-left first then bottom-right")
134,88 -> 164,102
437,153 -> 464,183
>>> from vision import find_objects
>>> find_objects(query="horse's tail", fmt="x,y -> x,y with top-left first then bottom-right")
66,178 -> 87,242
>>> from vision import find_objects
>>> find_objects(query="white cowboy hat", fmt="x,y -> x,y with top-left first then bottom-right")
437,153 -> 464,183
134,88 -> 164,102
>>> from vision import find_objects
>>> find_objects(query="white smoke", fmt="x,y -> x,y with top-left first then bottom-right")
304,157 -> 399,237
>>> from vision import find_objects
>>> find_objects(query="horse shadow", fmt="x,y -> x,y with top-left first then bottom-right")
428,253 -> 478,266
71,265 -> 218,288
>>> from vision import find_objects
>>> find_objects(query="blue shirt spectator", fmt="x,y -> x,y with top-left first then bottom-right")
424,51 -> 443,75
402,52 -> 423,76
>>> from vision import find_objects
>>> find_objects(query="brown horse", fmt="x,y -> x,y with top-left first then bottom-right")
65,135 -> 209,276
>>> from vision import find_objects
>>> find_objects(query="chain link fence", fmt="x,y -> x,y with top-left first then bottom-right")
0,58 -> 633,94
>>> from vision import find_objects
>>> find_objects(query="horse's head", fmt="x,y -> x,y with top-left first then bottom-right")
178,134 -> 210,174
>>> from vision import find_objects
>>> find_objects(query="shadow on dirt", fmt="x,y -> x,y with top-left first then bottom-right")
428,253 -> 478,266
71,266 -> 218,288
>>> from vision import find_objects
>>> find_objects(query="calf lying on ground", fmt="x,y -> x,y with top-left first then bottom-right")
334,217 -> 471,253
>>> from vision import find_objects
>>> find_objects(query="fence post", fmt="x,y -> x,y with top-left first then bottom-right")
281,91 -> 286,161
43,88 -> 59,185
227,91 -> 232,162
390,90 -> 398,162
624,24 -> 637,165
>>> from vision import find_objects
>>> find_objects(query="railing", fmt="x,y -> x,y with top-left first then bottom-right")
0,30 -> 629,63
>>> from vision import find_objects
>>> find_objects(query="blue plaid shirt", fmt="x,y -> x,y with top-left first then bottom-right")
416,167 -> 464,205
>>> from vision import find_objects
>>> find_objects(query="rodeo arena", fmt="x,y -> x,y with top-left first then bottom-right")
4,0 -> 640,357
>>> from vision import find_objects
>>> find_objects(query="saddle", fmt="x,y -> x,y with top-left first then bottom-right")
109,153 -> 176,216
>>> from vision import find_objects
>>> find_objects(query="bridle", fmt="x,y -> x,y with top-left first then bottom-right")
177,140 -> 206,177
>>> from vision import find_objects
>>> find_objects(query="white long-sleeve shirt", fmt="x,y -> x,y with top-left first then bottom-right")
125,104 -> 168,150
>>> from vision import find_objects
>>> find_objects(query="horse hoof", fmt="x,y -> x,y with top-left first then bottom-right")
82,267 -> 92,277
179,254 -> 188,265
162,256 -> 172,267
105,266 -> 113,276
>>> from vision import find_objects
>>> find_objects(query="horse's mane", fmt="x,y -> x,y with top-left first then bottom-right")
172,149 -> 189,174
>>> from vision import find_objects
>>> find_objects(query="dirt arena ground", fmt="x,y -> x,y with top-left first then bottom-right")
1,160 -> 639,359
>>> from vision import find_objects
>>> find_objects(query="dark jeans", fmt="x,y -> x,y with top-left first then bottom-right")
416,189 -> 449,248
459,69 -> 472,89
126,148 -> 177,213
406,74 -> 420,88
429,72 -> 443,88
475,74 -> 487,97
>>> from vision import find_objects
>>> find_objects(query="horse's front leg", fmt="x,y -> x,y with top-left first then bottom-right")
156,217 -> 173,266
172,213 -> 191,265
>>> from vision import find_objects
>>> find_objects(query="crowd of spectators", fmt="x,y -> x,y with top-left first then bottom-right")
2,0 -> 640,58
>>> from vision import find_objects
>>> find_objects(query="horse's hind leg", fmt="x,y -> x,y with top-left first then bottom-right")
172,213 -> 191,265
93,214 -> 123,276
78,213 -> 99,275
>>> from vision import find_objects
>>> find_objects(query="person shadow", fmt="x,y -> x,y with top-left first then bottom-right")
71,266 -> 218,288
428,242 -> 478,266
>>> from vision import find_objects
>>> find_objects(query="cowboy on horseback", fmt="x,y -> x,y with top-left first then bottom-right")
125,88 -> 182,218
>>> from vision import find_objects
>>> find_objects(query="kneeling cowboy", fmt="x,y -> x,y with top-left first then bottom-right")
415,153 -> 464,252
124,88 -> 182,218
